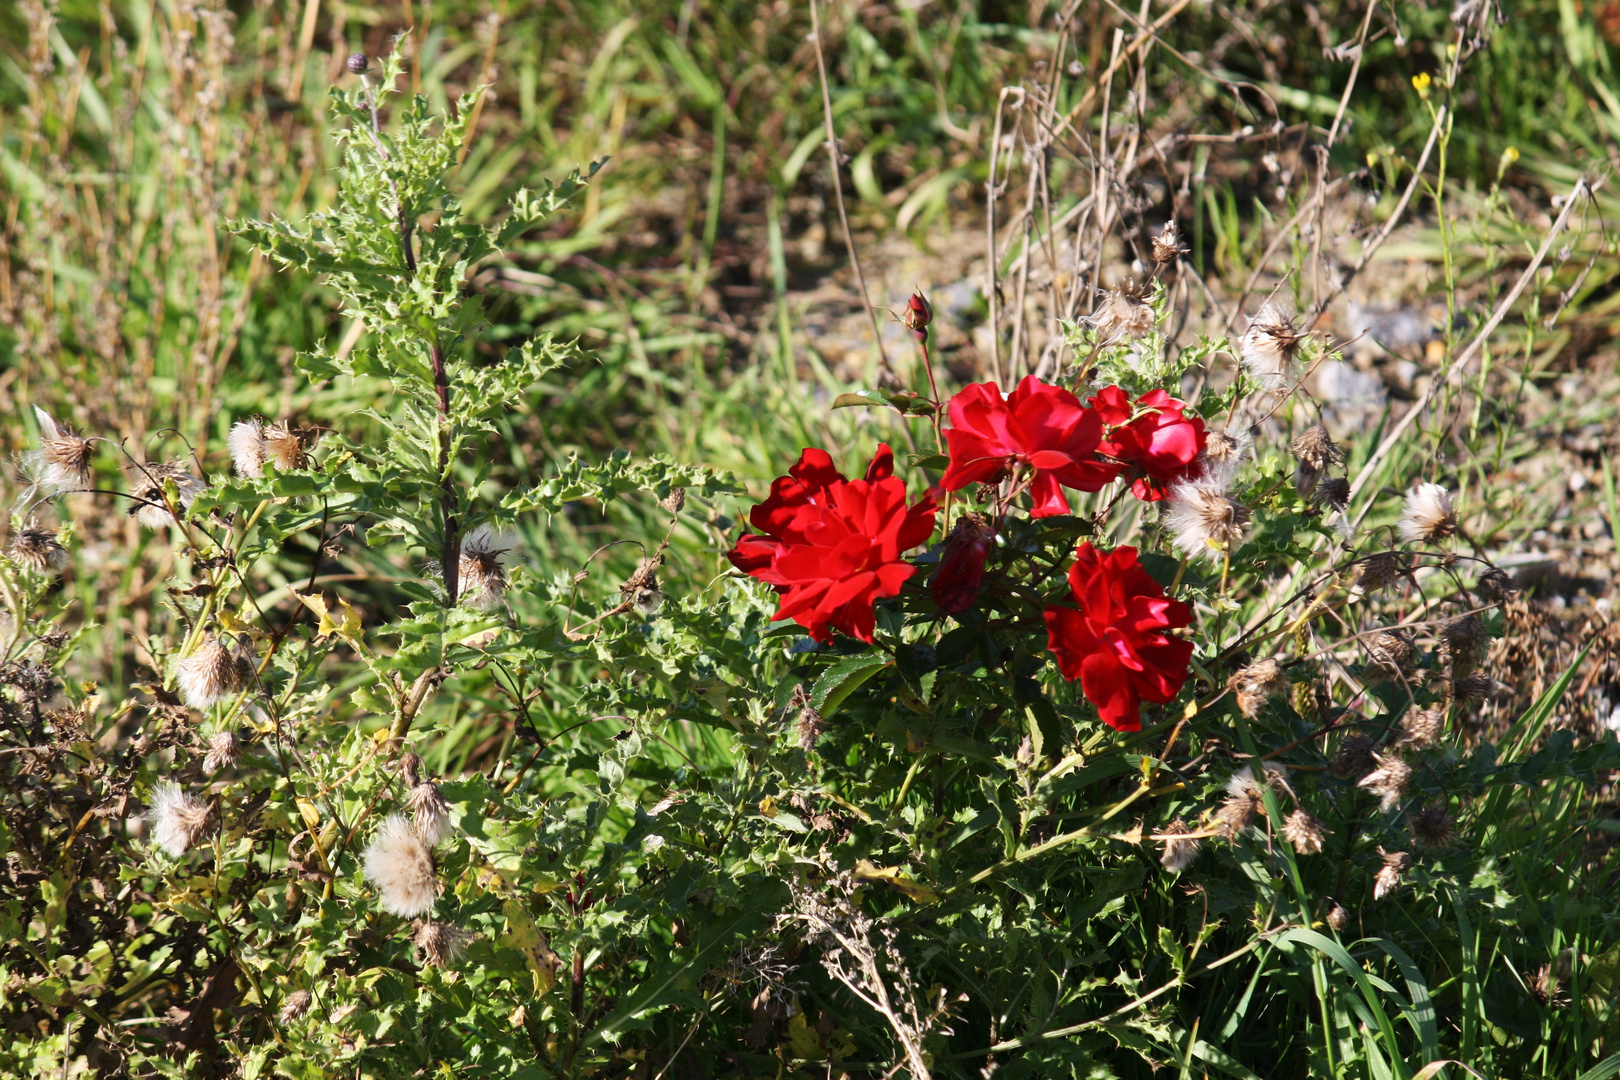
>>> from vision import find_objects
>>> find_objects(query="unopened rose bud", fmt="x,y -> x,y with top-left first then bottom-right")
347,53 -> 370,75
902,289 -> 932,340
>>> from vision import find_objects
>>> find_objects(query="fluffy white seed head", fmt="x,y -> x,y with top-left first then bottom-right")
229,419 -> 266,478
1358,753 -> 1412,812
407,780 -> 453,847
1373,847 -> 1412,900
1159,820 -> 1200,872
176,637 -> 250,711
1239,302 -> 1303,391
1166,478 -> 1251,562
1228,658 -> 1288,719
130,462 -> 206,529
149,781 -> 211,856
413,920 -> 474,967
31,406 -> 94,494
1200,428 -> 1252,487
1086,284 -> 1156,342
10,525 -> 68,575
203,729 -> 240,773
362,813 -> 438,917
1282,808 -> 1326,854
1398,482 -> 1457,545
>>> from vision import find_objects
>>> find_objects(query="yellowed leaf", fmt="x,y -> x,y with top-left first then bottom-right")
853,859 -> 942,904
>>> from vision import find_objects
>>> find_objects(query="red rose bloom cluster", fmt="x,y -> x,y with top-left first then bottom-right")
940,376 -> 1204,514
940,376 -> 1119,517
1043,542 -> 1193,732
727,444 -> 936,643
1090,386 -> 1207,501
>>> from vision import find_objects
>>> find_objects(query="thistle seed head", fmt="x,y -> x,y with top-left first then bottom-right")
32,406 -> 94,493
1216,794 -> 1258,840
263,421 -> 308,472
10,525 -> 68,575
279,989 -> 312,1024
129,462 -> 205,529
229,418 -> 266,479
1290,424 -> 1345,472
176,636 -> 251,711
456,525 -> 520,609
1352,552 -> 1400,597
1408,803 -> 1456,849
1529,964 -> 1567,1008
790,684 -> 825,751
1373,847 -> 1412,900
1358,752 -> 1412,813
1239,301 -> 1303,392
407,779 -> 453,847
1474,567 -> 1517,607
659,489 -> 687,515
1282,807 -> 1326,854
1440,613 -> 1489,677
1331,734 -> 1378,780
1395,707 -> 1445,750
362,813 -> 438,917
413,920 -> 474,967
203,729 -> 240,773
1200,428 -> 1251,486
1228,658 -> 1288,719
1086,281 -> 1156,342
1159,819 -> 1200,872
149,781 -> 212,857
620,557 -> 664,616
1398,482 -> 1457,545
1166,477 -> 1251,563
1363,628 -> 1414,683
1326,902 -> 1350,931
1312,476 -> 1350,510
1451,671 -> 1500,705
1151,220 -> 1187,266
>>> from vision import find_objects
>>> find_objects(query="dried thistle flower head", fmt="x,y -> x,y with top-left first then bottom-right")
1166,478 -> 1251,562
10,524 -> 68,575
1351,552 -> 1400,597
129,462 -> 205,529
279,989 -> 313,1024
1282,807 -> 1326,854
1474,567 -> 1517,607
1200,428 -> 1251,486
31,406 -> 94,493
1217,764 -> 1286,839
1289,425 -> 1344,500
1151,220 -> 1187,266
1086,281 -> 1156,341
620,557 -> 665,616
362,813 -> 438,917
1160,819 -> 1200,872
1363,628 -> 1414,683
1326,902 -> 1350,931
1529,964 -> 1567,1008
1408,803 -> 1456,849
1331,734 -> 1378,780
1358,752 -> 1412,812
407,778 -> 453,847
1398,482 -> 1457,544
456,525 -> 520,609
1373,847 -> 1412,900
790,684 -> 825,751
203,729 -> 240,773
1228,658 -> 1288,719
1313,476 -> 1350,510
1239,301 -> 1303,392
1395,707 -> 1445,750
659,489 -> 687,515
1440,613 -> 1489,677
149,781 -> 211,856
176,636 -> 251,711
1451,671 -> 1500,705
413,919 -> 474,967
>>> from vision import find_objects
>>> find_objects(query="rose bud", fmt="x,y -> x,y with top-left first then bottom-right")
932,513 -> 993,614
902,288 -> 933,340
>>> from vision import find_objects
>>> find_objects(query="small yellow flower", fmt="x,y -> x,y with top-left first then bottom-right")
1411,71 -> 1432,99
1366,150 -> 1379,168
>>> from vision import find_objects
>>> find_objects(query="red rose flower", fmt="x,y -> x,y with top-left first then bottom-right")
1090,386 -> 1207,502
1043,542 -> 1193,732
726,444 -> 936,643
931,512 -> 994,614
941,375 -> 1121,518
